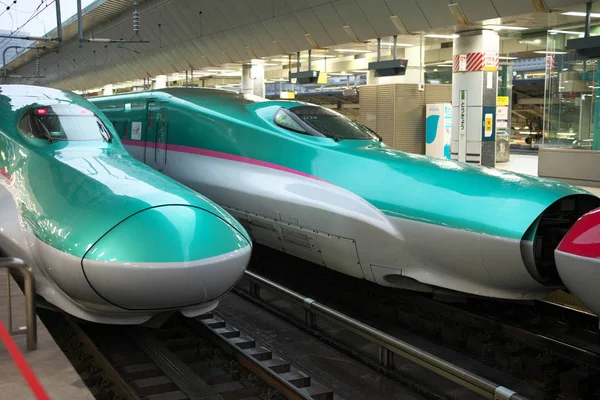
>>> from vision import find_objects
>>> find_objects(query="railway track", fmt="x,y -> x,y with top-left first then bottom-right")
37,308 -> 335,400
245,245 -> 600,400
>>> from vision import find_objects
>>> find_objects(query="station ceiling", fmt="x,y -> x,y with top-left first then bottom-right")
6,0 -> 595,90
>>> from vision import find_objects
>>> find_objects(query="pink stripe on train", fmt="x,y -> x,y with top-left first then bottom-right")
120,139 -> 328,183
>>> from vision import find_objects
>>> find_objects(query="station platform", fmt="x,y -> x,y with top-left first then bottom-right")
0,273 -> 94,400
497,154 -> 600,197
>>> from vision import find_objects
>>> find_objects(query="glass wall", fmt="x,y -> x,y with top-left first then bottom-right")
542,31 -> 596,150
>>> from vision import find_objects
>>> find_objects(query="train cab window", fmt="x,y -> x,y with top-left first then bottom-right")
287,105 -> 379,141
273,108 -> 307,134
19,105 -> 112,143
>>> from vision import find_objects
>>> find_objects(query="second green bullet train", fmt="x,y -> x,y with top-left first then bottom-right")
91,88 -> 600,303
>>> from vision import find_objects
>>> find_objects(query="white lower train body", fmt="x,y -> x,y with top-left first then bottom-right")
126,143 -> 552,301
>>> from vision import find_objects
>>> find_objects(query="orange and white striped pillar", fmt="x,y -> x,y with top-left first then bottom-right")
451,30 -> 499,167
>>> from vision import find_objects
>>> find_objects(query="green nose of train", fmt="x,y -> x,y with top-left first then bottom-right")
0,85 -> 251,324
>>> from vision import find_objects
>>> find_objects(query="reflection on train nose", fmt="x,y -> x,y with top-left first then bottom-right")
81,205 -> 251,310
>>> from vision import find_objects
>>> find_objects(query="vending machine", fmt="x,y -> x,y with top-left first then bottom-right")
425,103 -> 452,159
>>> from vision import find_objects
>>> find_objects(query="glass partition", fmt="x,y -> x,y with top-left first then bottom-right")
542,30 -> 597,150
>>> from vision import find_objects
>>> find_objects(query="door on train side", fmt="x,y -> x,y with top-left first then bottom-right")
144,100 -> 157,167
155,106 -> 168,171
145,101 -> 168,171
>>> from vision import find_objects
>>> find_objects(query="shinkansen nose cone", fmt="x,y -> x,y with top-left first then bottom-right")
82,205 -> 251,310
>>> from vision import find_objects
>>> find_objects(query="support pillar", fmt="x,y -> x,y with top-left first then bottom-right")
154,75 -> 167,89
451,30 -> 499,167
242,62 -> 265,98
593,62 -> 600,150
102,84 -> 113,96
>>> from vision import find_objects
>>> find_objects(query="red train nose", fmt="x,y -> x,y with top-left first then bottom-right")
555,208 -> 600,316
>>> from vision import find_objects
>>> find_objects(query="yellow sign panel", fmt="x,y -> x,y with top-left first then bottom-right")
317,71 -> 328,84
280,91 -> 295,99
497,96 -> 509,106
485,114 -> 493,137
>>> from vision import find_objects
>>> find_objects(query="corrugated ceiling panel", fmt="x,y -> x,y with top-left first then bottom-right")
354,0 -> 398,38
219,0 -> 246,28
200,5 -> 231,36
313,4 -> 350,45
214,34 -> 243,62
284,0 -> 312,12
306,0 -> 331,6
545,0 -> 586,7
263,18 -> 298,53
383,0 -> 430,32
332,0 -> 377,41
278,14 -> 310,50
229,0 -> 261,24
489,0 -> 532,17
170,1 -> 203,38
394,84 -> 424,154
159,6 -> 192,45
274,1 -> 292,16
235,26 -> 269,57
455,0 -> 498,23
416,0 -> 456,29
224,30 -> 251,60
250,22 -> 278,54
192,37 -> 221,66
247,0 -> 275,18
294,9 -> 335,48
202,36 -> 230,65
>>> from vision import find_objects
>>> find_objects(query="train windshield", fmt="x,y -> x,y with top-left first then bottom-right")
286,105 -> 379,141
19,104 -> 112,143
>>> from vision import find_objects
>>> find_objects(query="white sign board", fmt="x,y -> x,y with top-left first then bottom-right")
459,54 -> 467,72
131,121 -> 142,140
458,90 -> 467,162
497,106 -> 508,120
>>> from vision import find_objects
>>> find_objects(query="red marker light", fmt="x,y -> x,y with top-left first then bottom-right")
35,108 -> 47,115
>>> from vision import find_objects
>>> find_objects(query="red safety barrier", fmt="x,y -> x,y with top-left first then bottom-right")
0,320 -> 50,400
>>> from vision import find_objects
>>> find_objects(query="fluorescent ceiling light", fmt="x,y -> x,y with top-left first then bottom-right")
424,34 -> 459,39
499,56 -> 519,60
328,72 -> 353,76
436,64 -> 453,67
485,25 -> 528,31
562,11 -> 600,18
534,50 -> 568,54
377,42 -> 414,47
335,49 -> 371,53
549,30 -> 584,36
300,54 -> 336,58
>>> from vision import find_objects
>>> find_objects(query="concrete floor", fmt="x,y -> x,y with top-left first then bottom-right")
0,275 -> 94,400
497,154 -> 600,197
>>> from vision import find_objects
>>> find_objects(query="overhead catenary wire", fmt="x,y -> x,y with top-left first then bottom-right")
0,0 -> 55,48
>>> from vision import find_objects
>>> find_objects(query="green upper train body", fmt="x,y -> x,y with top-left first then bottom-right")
0,85 -> 251,324
92,88 -> 600,300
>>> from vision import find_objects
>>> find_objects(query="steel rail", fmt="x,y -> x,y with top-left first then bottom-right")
243,270 -> 527,400
3,257 -> 37,351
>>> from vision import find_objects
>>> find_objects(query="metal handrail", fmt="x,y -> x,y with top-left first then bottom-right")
243,270 -> 527,400
3,258 -> 37,351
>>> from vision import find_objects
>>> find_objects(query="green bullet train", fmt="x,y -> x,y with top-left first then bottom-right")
91,88 -> 600,304
0,85 -> 252,325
